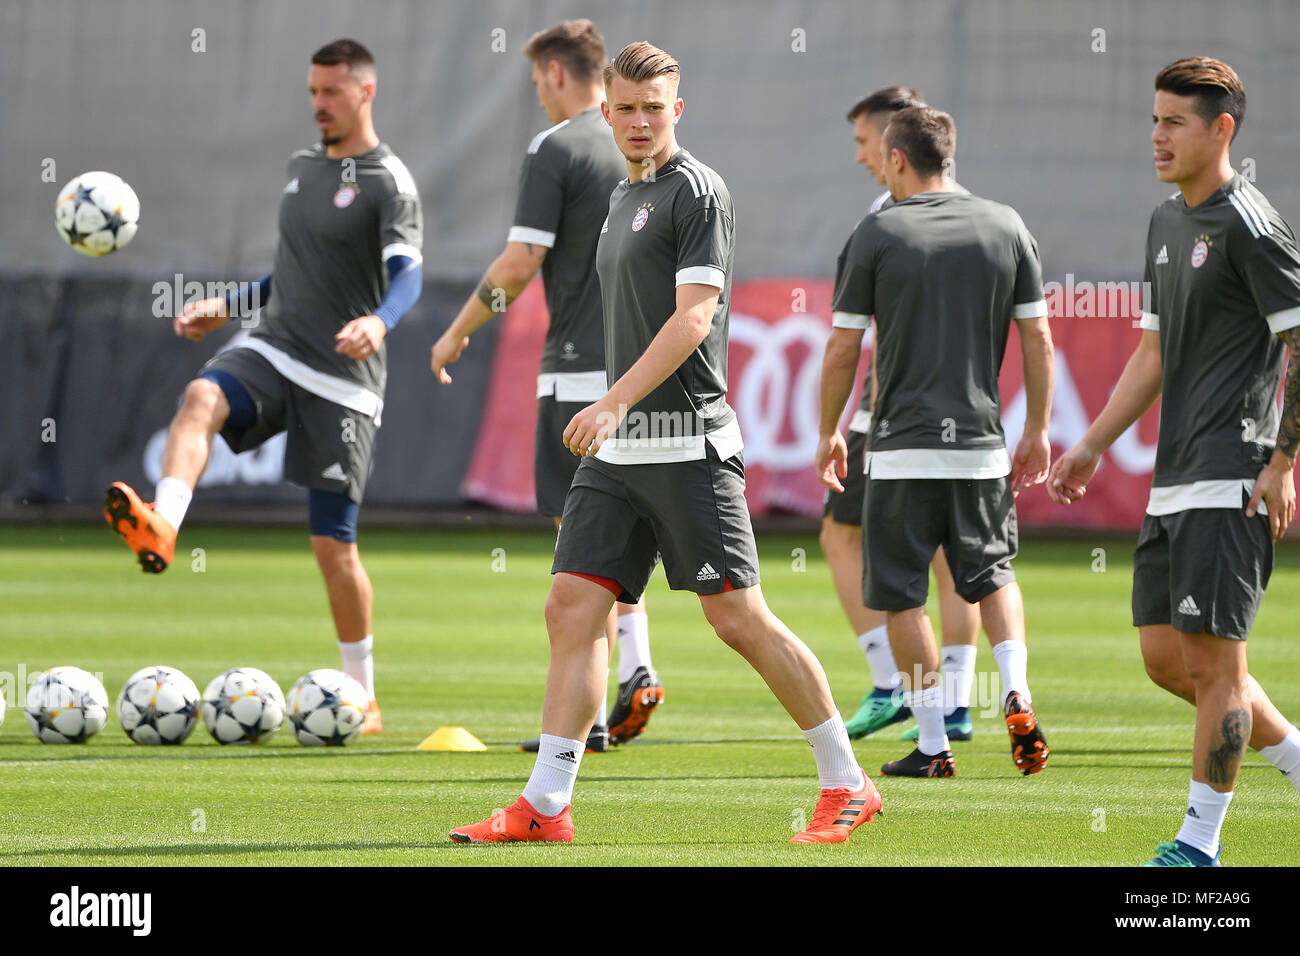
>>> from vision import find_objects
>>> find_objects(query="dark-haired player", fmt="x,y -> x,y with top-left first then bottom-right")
451,42 -> 877,844
105,39 -> 422,734
432,20 -> 663,752
819,106 -> 1055,779
823,87 -> 982,743
1050,57 -> 1300,866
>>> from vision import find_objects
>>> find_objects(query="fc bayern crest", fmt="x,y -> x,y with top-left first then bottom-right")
1191,240 -> 1208,268
632,207 -> 650,232
333,184 -> 359,209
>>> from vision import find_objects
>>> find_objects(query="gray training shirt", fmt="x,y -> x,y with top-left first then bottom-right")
254,142 -> 423,398
509,107 -> 626,379
593,148 -> 741,465
1140,172 -> 1300,513
831,189 -> 1046,479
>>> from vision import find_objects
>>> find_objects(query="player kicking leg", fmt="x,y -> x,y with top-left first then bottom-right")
107,39 -> 424,736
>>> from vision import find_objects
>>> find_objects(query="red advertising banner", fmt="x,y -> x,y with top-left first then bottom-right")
464,277 -> 1162,530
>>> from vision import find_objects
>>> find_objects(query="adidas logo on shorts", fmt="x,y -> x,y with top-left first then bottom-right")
1177,595 -> 1201,616
320,462 -> 348,482
696,563 -> 721,582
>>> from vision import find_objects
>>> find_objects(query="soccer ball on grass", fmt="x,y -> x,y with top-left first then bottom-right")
25,666 -> 110,743
117,665 -> 201,745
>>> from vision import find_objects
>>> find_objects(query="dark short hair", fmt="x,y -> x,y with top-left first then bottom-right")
847,86 -> 926,123
1155,56 -> 1245,142
311,39 -> 376,79
523,20 -> 607,84
603,41 -> 680,90
883,106 -> 956,177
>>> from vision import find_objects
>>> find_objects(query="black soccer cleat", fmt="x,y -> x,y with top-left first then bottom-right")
881,747 -> 956,778
608,666 -> 664,745
520,724 -> 609,754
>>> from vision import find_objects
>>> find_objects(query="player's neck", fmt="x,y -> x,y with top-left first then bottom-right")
553,91 -> 603,125
895,173 -> 953,201
628,137 -> 679,182
1177,156 -> 1234,208
325,122 -> 380,160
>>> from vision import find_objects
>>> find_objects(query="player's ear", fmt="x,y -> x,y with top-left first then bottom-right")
1216,112 -> 1235,144
673,98 -> 684,123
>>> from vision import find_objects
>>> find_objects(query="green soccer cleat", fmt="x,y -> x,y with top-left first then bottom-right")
845,688 -> 911,740
1140,840 -> 1221,867
900,706 -> 973,742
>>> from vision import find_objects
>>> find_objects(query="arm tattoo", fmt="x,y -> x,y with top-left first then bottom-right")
1205,707 -> 1251,787
474,272 -> 519,313
1276,327 -> 1300,460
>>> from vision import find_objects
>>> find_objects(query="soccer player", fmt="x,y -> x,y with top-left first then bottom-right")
450,42 -> 878,844
822,87 -> 983,743
104,39 -> 422,735
818,107 -> 1054,779
430,20 -> 662,752
1049,57 -> 1300,866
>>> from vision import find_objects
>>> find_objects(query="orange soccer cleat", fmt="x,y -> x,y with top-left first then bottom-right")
104,481 -> 177,573
790,769 -> 883,844
449,796 -> 574,844
361,699 -> 383,735
1004,691 -> 1050,775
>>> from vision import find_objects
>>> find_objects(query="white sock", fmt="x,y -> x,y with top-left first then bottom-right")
616,611 -> 652,683
801,714 -> 863,790
521,734 -> 584,817
991,639 -> 1030,706
153,476 -> 192,531
941,644 -> 978,713
338,635 -> 374,701
1175,780 -> 1233,858
909,686 -> 949,755
857,625 -> 900,690
1258,724 -> 1300,793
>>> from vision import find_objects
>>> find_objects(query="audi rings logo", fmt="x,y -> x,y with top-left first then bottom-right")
728,313 -> 834,470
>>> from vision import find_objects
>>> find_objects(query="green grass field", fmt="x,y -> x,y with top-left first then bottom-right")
1,524 -> 1296,866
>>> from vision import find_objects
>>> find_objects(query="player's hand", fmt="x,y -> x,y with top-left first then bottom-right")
174,296 -> 230,341
335,315 -> 386,361
1246,457 -> 1296,541
1010,427 -> 1051,497
816,431 -> 849,492
431,331 -> 469,385
1046,441 -> 1101,505
563,397 -> 623,457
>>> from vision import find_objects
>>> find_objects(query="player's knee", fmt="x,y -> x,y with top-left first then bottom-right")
818,517 -> 855,558
1143,655 -> 1189,698
179,378 -> 226,425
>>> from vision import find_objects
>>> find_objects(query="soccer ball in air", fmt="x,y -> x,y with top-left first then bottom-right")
25,666 -> 110,744
54,171 -> 140,256
286,669 -> 368,746
117,666 -> 201,745
201,668 -> 285,744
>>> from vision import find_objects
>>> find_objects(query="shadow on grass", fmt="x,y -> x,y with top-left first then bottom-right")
2,840 -> 483,859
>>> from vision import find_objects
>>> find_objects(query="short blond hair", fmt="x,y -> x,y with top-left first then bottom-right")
603,41 -> 680,90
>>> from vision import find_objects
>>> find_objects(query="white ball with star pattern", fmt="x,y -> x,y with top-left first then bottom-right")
287,669 -> 368,746
201,667 -> 285,744
117,665 -> 201,745
24,666 -> 110,744
54,171 -> 140,256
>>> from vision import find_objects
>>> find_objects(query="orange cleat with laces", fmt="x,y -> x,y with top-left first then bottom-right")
790,770 -> 883,844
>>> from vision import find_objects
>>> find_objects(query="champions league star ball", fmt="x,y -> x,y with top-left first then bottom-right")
286,669 -> 368,746
117,666 -> 201,745
201,668 -> 285,744
24,667 -> 110,744
54,171 -> 140,256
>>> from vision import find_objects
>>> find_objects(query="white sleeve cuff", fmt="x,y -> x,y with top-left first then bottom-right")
676,266 -> 725,289
1139,311 -> 1160,331
381,242 -> 422,264
507,226 -> 557,248
831,311 -> 871,330
1266,305 -> 1300,334
1013,299 -> 1048,320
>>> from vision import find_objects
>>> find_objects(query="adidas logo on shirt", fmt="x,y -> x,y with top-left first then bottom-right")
284,177 -> 299,194
696,563 -> 721,582
556,750 -> 577,763
1186,806 -> 1200,819
1155,245 -> 1169,265
1177,595 -> 1201,616
320,463 -> 348,481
